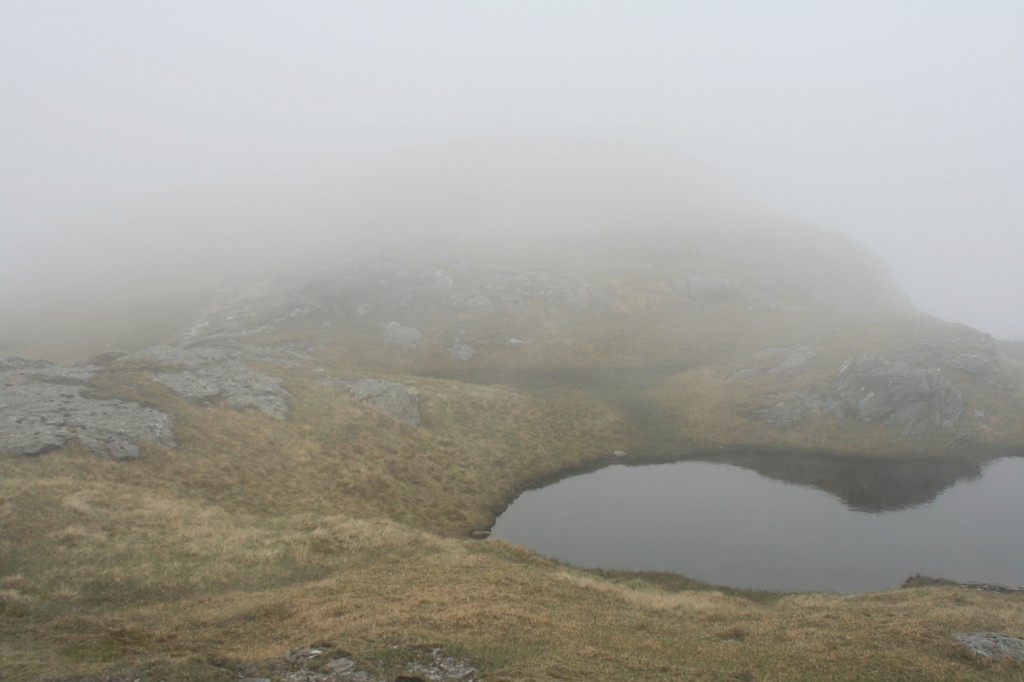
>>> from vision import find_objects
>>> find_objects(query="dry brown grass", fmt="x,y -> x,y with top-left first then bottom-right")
4,279 -> 1024,679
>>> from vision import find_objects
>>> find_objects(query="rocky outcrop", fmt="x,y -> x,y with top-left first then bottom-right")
0,357 -> 175,459
751,391 -> 843,428
954,632 -> 1024,659
129,345 -> 290,418
738,319 -> 1014,439
749,355 -> 965,436
345,379 -> 422,425
163,255 -> 596,352
837,355 -> 964,436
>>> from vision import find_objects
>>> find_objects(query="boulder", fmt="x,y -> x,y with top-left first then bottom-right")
954,632 -> 1024,659
346,379 -> 422,425
382,322 -> 422,350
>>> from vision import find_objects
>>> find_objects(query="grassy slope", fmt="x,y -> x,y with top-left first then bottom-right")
3,244 -> 1024,679
2,330 -> 1023,681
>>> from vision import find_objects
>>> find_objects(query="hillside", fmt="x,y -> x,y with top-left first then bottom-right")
3,152 -> 1024,680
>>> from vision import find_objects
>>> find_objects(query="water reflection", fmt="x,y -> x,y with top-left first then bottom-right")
491,456 -> 1024,593
700,451 -> 983,512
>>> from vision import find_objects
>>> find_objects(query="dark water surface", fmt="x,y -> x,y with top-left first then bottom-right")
491,456 -> 1024,593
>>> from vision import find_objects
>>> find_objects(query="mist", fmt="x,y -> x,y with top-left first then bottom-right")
3,2 -> 1023,338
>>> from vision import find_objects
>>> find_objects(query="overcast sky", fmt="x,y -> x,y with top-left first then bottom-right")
2,1 -> 1023,338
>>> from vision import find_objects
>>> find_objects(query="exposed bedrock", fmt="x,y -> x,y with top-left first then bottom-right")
0,357 -> 175,459
128,345 -> 291,418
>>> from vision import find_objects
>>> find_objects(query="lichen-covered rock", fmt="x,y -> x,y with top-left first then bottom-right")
0,357 -> 175,459
954,632 -> 1024,659
346,379 -> 421,425
129,345 -> 290,418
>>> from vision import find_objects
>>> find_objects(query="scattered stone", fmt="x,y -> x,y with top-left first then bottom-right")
227,644 -> 479,682
404,651 -> 479,681
771,345 -> 814,372
613,450 -> 627,457
346,379 -> 422,425
470,530 -> 490,539
727,345 -> 815,382
326,657 -> 356,673
382,322 -> 423,350
0,358 -> 175,459
727,367 -> 763,381
947,353 -> 990,373
674,275 -> 736,301
960,581 -> 1024,594
448,344 -> 476,362
953,632 -> 1024,659
459,294 -> 496,314
506,337 -> 530,346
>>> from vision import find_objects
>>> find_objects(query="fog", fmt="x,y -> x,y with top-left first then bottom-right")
2,2 -> 1023,338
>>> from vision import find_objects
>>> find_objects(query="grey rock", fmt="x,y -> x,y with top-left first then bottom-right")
131,345 -> 229,367
674,275 -> 735,301
405,652 -> 479,681
448,344 -> 476,362
953,632 -> 1024,659
0,358 -> 175,459
755,354 -> 966,436
506,337 -> 530,346
729,345 -> 815,382
458,294 -> 496,314
130,345 -> 290,418
960,581 -> 1024,594
325,657 -> 356,673
477,267 -> 590,311
947,352 -> 989,373
772,345 -> 814,372
751,391 -> 843,428
382,322 -> 422,350
727,367 -> 763,381
837,355 -> 963,436
346,379 -> 422,425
